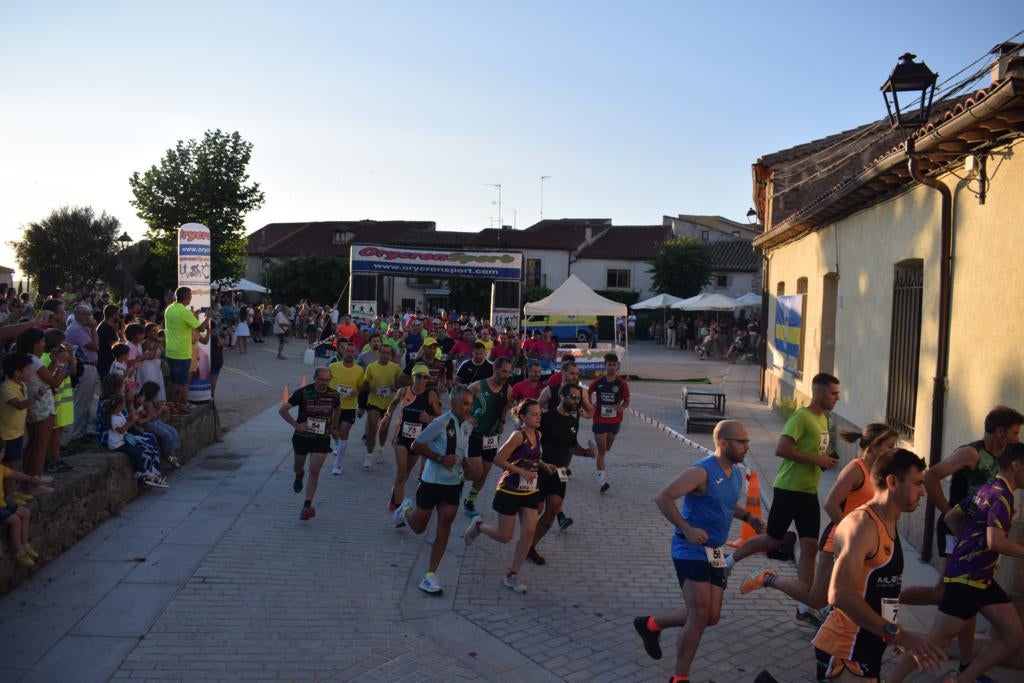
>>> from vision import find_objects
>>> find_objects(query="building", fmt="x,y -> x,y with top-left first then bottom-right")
751,44 -> 1024,591
664,213 -> 760,242
0,266 -> 13,289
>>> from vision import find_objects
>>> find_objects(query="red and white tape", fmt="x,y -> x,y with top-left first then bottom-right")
626,407 -> 713,456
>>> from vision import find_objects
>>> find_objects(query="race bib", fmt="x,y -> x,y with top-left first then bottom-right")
337,385 -> 354,398
600,405 -> 617,419
516,475 -> 538,492
944,535 -> 956,555
440,354 -> 448,362
556,466 -> 570,483
376,386 -> 393,397
881,597 -> 899,623
307,418 -> 327,435
705,545 -> 726,568
401,421 -> 422,439
818,431 -> 830,454
483,435 -> 499,449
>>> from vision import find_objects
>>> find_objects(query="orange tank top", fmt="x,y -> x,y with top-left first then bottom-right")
840,459 -> 874,517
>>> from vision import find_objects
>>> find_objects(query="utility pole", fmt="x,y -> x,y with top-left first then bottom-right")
484,183 -> 502,228
540,175 -> 551,220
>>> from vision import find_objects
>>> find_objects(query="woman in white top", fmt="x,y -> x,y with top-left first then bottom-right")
235,305 -> 250,354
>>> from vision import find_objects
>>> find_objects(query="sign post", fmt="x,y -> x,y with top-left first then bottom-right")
177,223 -> 212,402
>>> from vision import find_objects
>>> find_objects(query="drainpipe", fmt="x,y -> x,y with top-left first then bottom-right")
908,148 -> 953,563
759,253 -> 769,401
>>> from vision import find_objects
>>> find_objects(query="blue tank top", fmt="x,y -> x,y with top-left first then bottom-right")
671,455 -> 744,561
405,332 -> 423,354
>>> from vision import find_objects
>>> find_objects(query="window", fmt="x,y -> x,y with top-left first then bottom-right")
332,230 -> 354,244
716,274 -> 728,288
796,277 -> 808,376
526,258 -> 543,288
776,281 -> 785,296
606,269 -> 631,289
700,230 -> 710,242
886,260 -> 924,438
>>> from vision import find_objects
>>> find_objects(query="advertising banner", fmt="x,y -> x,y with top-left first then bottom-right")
350,244 -> 523,281
491,307 -> 520,331
350,300 -> 377,323
774,294 -> 803,376
178,223 -> 212,401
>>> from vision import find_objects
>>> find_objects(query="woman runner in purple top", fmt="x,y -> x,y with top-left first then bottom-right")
463,398 -> 552,594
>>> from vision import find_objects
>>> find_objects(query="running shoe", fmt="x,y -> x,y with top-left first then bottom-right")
16,552 -> 35,568
463,499 -> 479,518
419,573 -> 443,595
463,517 -> 482,546
387,499 -> 398,512
633,616 -> 663,660
375,447 -> 385,464
596,470 -> 609,493
23,544 -> 39,560
740,565 -> 776,595
557,513 -> 574,531
362,455 -> 373,470
527,547 -> 546,565
795,606 -> 823,628
293,472 -> 304,493
331,465 -> 343,476
300,505 -> 316,521
393,499 -> 411,528
143,475 -> 169,489
12,492 -> 33,504
36,475 -> 54,484
503,573 -> 527,594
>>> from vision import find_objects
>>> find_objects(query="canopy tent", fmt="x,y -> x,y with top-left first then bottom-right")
524,275 -> 627,317
213,278 -> 270,294
736,292 -> 762,307
672,292 -> 742,311
631,293 -> 684,310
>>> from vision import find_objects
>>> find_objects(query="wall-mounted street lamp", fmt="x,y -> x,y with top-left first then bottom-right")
881,53 -> 938,150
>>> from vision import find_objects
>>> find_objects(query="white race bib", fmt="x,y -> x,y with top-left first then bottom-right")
376,386 -> 393,398
483,435 -> 499,449
704,545 -> 726,568
401,421 -> 422,439
881,597 -> 899,623
440,354 -> 448,362
600,405 -> 617,419
556,466 -> 570,483
818,431 -> 830,455
337,385 -> 354,398
944,535 -> 956,555
516,475 -> 538,492
307,418 -> 327,435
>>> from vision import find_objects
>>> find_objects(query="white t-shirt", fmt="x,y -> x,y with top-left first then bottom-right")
273,311 -> 290,335
108,414 -> 127,449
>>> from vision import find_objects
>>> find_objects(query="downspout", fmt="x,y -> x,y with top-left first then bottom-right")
908,149 -> 953,563
759,253 -> 769,401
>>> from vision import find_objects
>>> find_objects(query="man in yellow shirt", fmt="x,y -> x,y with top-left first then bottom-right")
163,287 -> 211,410
328,340 -> 364,476
361,344 -> 402,471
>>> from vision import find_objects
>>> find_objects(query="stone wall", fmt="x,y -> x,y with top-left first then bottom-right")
0,404 -> 218,594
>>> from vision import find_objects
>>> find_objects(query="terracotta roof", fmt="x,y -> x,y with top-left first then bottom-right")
574,225 -> 671,260
247,220 -> 436,256
707,240 -> 760,273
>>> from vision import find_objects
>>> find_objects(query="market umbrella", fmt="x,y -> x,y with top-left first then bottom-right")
736,292 -> 762,307
672,292 -> 742,311
632,293 -> 684,310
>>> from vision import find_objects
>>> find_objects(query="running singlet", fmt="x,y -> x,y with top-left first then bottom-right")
841,459 -> 875,515
328,362 -> 364,410
497,430 -> 542,494
588,376 -> 629,424
457,359 -> 493,386
364,361 -> 401,410
944,476 -> 1014,588
510,379 -> 543,402
949,440 -> 1000,507
288,385 -> 340,438
812,506 -> 903,668
540,407 -> 580,469
398,388 -> 435,442
671,455 -> 744,561
472,380 -> 508,439
416,411 -> 473,486
404,332 -> 423,355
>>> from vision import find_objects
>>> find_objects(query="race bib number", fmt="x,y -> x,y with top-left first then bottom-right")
881,597 -> 899,623
516,475 -> 538,492
337,385 -> 354,398
440,354 -> 448,362
600,405 -> 617,419
376,386 -> 393,397
307,418 -> 327,435
705,545 -> 726,568
483,435 -> 499,450
401,422 -> 422,439
556,466 -> 570,483
818,431 -> 830,454
944,535 -> 956,555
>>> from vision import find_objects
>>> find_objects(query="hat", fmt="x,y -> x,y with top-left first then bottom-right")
411,364 -> 430,377
422,336 -> 437,346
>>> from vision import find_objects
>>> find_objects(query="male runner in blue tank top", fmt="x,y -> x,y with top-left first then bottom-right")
632,420 -> 763,683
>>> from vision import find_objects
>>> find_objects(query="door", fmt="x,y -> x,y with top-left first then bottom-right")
819,273 -> 838,375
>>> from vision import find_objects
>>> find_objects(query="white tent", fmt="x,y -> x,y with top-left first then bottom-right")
736,292 -> 762,307
672,292 -> 742,311
524,275 -> 627,317
631,293 -> 684,310
213,278 -> 270,294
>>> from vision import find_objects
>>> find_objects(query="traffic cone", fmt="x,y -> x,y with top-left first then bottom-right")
281,385 -> 290,404
727,471 -> 761,548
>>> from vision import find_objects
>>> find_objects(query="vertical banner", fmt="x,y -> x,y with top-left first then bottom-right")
178,223 -> 212,401
350,300 -> 377,323
774,294 -> 803,376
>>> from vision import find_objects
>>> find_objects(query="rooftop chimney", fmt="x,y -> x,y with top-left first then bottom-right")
584,227 -> 593,244
991,42 -> 1022,84
501,224 -> 512,231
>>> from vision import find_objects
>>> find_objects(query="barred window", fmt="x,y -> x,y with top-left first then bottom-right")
886,260 -> 924,438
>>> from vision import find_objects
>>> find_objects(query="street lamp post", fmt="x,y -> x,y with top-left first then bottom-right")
116,231 -> 133,305
540,175 -> 551,220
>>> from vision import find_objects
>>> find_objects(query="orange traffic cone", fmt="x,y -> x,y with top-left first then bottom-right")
727,471 -> 762,548
281,385 -> 290,404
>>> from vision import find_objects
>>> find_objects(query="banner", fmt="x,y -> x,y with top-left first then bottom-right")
774,294 -> 803,376
350,300 -> 377,322
178,223 -> 212,401
350,244 -> 523,281
491,307 -> 520,332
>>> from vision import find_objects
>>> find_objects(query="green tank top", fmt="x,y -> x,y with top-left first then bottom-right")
949,440 -> 999,506
472,380 -> 507,436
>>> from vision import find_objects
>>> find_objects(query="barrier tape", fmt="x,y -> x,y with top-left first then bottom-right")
626,407 -> 713,456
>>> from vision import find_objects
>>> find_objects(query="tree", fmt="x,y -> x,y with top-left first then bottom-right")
523,286 -> 552,305
129,129 -> 265,286
648,237 -> 713,298
446,278 -> 492,317
264,254 -> 349,305
10,206 -> 120,296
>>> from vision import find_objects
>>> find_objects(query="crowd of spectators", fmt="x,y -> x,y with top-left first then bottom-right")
647,315 -> 760,362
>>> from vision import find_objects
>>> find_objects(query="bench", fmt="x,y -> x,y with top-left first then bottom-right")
681,385 -> 728,433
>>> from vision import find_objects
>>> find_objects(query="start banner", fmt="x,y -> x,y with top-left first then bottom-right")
177,223 -> 212,401
350,244 -> 523,281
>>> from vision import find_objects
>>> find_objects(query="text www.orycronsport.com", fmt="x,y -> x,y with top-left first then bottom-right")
368,263 -> 502,277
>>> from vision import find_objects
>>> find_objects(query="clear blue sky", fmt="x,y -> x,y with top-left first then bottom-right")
2,1 -> 1021,280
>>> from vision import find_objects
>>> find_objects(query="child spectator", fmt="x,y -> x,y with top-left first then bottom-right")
41,329 -> 75,473
136,338 -> 166,401
102,393 -> 168,489
137,381 -> 181,468
97,374 -> 167,489
0,440 -> 43,567
110,343 -> 137,397
1,353 -> 49,504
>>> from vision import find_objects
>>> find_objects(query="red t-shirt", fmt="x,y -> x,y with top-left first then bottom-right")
450,340 -> 475,361
588,376 -> 630,424
336,323 -> 358,340
490,344 -> 513,360
510,379 -> 543,402
531,339 -> 558,360
546,371 -> 563,388
352,336 -> 368,351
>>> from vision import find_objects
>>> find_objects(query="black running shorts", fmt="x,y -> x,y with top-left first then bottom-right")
767,487 -> 821,540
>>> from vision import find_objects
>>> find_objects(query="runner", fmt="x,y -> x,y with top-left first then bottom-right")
402,319 -> 424,368
361,344 -> 402,470
811,448 -> 944,681
355,333 -> 381,419
538,360 -> 594,531
455,341 -> 493,386
327,341 -> 364,476
433,326 -> 456,388
381,364 -> 441,511
900,405 -> 1023,672
632,420 -> 760,681
527,383 -> 596,565
278,367 -> 340,520
726,372 -> 841,626
462,357 -> 512,517
588,353 -> 629,493
510,361 -> 544,402
889,442 -> 1024,683
463,398 -> 544,594
449,329 -> 476,379
740,423 -> 898,611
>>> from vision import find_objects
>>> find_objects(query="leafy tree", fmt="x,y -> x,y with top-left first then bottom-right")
522,286 -> 552,305
648,237 -> 712,298
264,254 -> 349,305
129,129 -> 265,285
10,206 -> 120,296
446,278 -> 492,317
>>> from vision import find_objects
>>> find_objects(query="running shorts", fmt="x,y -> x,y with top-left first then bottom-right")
672,557 -> 727,590
538,468 -> 567,499
592,422 -> 621,435
416,481 -> 463,509
339,409 -> 357,425
938,581 -> 1010,620
492,490 -> 543,516
468,433 -> 499,463
357,389 -> 369,411
815,647 -> 880,681
767,488 -> 821,540
292,435 -> 331,456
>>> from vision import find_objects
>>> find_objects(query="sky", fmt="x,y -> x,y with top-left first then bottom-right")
2,1 -> 1021,281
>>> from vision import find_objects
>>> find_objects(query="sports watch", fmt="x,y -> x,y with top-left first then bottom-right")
882,622 -> 899,644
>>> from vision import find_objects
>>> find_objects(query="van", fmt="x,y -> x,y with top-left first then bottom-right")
522,314 -> 597,343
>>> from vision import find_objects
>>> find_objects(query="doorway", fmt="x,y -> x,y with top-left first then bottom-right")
820,273 -> 838,375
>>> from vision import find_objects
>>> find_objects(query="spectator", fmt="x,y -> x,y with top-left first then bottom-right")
2,353 -> 48,505
16,328 -> 64,490
137,381 -> 181,468
99,392 -> 167,489
0,440 -> 43,567
41,330 -> 75,473
66,304 -> 100,442
235,306 -> 250,354
137,338 -> 166,401
164,286 -> 211,412
96,304 -> 120,378
251,304 -> 264,344
725,328 -> 751,361
110,343 -> 135,397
